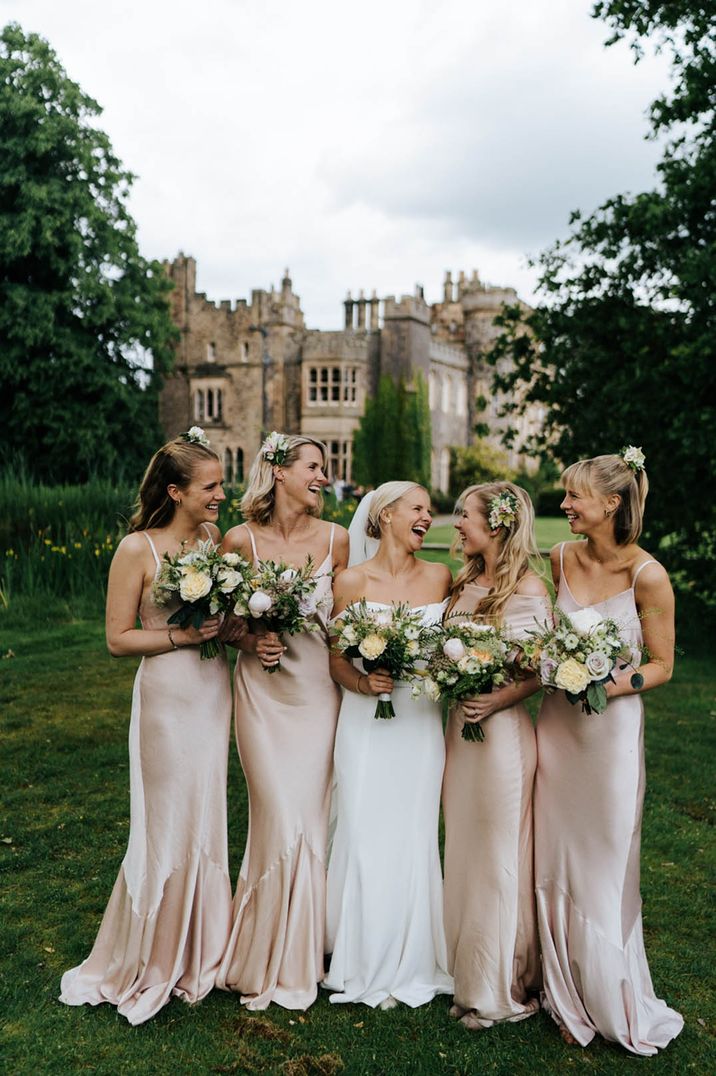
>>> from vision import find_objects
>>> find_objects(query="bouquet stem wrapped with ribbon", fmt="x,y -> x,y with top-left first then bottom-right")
153,540 -> 253,659
333,600 -> 435,719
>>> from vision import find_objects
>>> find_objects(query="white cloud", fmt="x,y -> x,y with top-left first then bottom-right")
2,0 -> 671,326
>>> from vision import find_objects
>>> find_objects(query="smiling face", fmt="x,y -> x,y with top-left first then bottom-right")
561,484 -> 619,537
383,487 -> 433,552
453,491 -> 493,556
173,458 -> 226,525
279,444 -> 328,510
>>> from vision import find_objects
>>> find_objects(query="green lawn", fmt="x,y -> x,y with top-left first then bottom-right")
1,602 -> 714,1075
428,516 -> 571,551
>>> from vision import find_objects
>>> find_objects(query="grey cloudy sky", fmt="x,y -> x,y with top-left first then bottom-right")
2,0 -> 670,327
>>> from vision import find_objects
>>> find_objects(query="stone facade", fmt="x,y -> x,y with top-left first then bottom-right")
160,255 -> 538,490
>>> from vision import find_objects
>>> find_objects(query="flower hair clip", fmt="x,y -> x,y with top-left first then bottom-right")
182,426 -> 210,447
262,431 -> 290,466
620,445 -> 646,473
488,491 -> 518,531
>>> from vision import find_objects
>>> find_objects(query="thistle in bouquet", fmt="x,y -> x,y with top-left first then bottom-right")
153,539 -> 253,659
233,557 -> 326,673
333,600 -> 433,719
416,618 -> 511,742
521,606 -> 644,715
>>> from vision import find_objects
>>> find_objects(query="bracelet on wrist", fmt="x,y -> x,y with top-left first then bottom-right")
357,674 -> 366,695
168,628 -> 179,650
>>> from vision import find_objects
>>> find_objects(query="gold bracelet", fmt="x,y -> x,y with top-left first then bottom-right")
356,674 -> 366,695
168,628 -> 179,650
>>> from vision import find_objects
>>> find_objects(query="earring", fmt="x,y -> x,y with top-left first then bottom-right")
385,516 -> 392,524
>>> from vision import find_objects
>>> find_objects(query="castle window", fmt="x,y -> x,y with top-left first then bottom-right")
328,439 -> 351,481
195,389 -> 205,421
342,367 -> 358,404
224,448 -> 234,484
241,342 -> 249,362
307,365 -> 359,406
207,342 -> 216,363
194,383 -> 223,424
236,448 -> 244,483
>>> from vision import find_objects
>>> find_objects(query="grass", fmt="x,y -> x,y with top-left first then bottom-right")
1,596 -> 714,1075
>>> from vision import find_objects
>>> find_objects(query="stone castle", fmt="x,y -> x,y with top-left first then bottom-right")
160,255 -> 540,491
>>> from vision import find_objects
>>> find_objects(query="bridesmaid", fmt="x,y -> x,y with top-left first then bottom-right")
442,482 -> 549,1030
216,434 -> 349,1010
60,430 -> 233,1025
535,449 -> 684,1054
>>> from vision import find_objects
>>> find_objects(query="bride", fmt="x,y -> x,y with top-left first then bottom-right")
322,481 -> 454,1009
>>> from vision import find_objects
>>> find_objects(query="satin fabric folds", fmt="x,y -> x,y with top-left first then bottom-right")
534,545 -> 683,1054
60,532 -> 233,1025
443,585 -> 549,1026
216,529 -> 340,1009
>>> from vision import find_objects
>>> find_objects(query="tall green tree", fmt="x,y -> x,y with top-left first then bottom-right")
488,1 -> 715,602
0,23 -> 177,483
352,373 -> 432,488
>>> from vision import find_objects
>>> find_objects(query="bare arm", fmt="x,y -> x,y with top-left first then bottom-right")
105,535 -> 220,657
607,562 -> 675,699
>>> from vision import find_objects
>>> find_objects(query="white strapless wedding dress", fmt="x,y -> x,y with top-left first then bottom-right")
323,601 -> 453,1008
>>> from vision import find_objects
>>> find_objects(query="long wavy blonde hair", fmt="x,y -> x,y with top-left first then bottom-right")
446,481 -> 540,624
241,434 -> 328,525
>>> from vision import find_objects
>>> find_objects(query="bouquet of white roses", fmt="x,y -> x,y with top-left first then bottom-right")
153,540 -> 253,659
232,557 -> 327,673
332,600 -> 434,719
520,606 -> 643,715
415,618 -> 512,742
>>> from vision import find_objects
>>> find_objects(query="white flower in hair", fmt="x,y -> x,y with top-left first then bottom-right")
620,445 -> 646,472
183,426 -> 210,447
488,491 -> 518,531
262,431 -> 290,465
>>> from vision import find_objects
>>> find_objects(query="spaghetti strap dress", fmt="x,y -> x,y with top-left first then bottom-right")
443,585 -> 550,1025
534,543 -> 684,1054
60,527 -> 233,1025
217,524 -> 341,1009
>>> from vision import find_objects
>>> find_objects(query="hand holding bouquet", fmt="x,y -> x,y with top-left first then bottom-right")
332,601 -> 432,719
153,540 -> 253,659
520,606 -> 643,715
232,557 -> 327,673
415,619 -> 511,742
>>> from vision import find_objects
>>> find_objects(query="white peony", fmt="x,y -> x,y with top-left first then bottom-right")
443,637 -> 466,662
222,552 -> 240,567
248,590 -> 273,617
279,568 -> 298,583
569,607 -> 604,635
585,651 -> 612,680
179,567 -> 212,602
217,568 -> 242,594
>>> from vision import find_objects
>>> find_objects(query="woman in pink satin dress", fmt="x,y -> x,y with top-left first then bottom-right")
442,482 -> 550,1031
60,432 -> 233,1025
535,450 -> 683,1054
216,435 -> 349,1010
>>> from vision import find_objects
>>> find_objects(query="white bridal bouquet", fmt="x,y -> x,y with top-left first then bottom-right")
153,540 -> 253,659
520,606 -> 644,715
415,618 -> 512,742
332,601 -> 435,719
232,557 -> 327,673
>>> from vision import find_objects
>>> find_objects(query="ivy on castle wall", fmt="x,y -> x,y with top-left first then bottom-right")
352,372 -> 432,489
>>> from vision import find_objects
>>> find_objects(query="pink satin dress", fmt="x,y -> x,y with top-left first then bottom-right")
443,584 -> 550,1025
60,528 -> 233,1025
534,542 -> 684,1054
217,524 -> 341,1009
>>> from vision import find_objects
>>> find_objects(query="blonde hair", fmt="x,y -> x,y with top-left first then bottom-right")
128,438 -> 220,532
365,481 -> 423,538
561,454 -> 648,545
241,434 -> 328,525
447,482 -> 540,625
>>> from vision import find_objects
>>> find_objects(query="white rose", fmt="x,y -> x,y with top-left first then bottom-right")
179,567 -> 212,602
569,607 -> 604,635
222,552 -> 240,567
443,637 -> 466,662
248,590 -> 273,617
554,658 -> 591,693
585,651 -> 612,680
279,568 -> 298,583
217,568 -> 242,594
622,445 -> 645,470
359,633 -> 387,660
